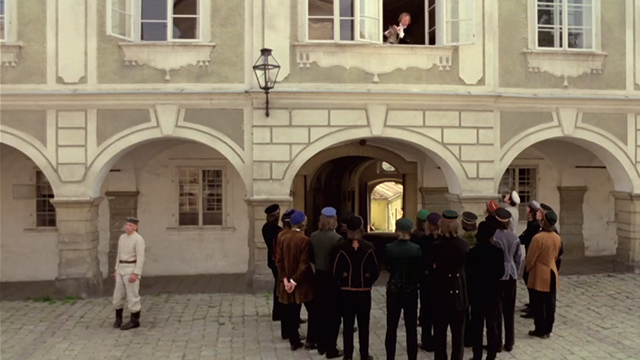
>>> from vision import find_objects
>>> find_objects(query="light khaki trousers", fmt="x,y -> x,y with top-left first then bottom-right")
113,272 -> 141,312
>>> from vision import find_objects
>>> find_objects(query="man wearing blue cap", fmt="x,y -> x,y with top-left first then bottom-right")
310,207 -> 344,358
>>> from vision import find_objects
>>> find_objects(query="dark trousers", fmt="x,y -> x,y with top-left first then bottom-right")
419,280 -> 434,346
530,272 -> 557,335
496,279 -> 517,348
282,301 -> 315,346
523,269 -> 533,306
314,270 -> 341,353
470,298 -> 500,360
385,290 -> 418,360
342,291 -> 372,359
433,307 -> 466,360
270,267 -> 282,321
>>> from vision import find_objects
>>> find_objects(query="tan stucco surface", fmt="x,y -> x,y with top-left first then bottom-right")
581,113 -> 628,145
96,110 -> 152,146
183,109 -> 245,150
500,111 -> 554,147
0,110 -> 47,147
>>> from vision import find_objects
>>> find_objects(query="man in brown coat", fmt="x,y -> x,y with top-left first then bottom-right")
276,210 -> 316,351
525,210 -> 562,339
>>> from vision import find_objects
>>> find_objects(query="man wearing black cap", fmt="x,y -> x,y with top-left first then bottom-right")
492,208 -> 522,352
467,221 -> 504,360
113,217 -> 145,330
385,217 -> 422,360
333,215 -> 379,360
262,204 -> 282,322
431,210 -> 469,360
537,203 -> 564,271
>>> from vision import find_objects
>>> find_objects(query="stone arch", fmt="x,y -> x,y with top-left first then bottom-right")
498,127 -> 640,193
0,131 -> 62,195
283,127 -> 465,194
85,127 -> 249,198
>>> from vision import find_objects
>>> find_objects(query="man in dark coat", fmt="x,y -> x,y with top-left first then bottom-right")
520,201 -> 541,318
385,217 -> 422,360
262,204 -> 282,322
467,221 -> 504,360
431,210 -> 470,360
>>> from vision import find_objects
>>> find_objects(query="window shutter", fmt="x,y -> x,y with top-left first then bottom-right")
442,0 -> 475,46
107,0 -> 134,41
357,0 -> 382,43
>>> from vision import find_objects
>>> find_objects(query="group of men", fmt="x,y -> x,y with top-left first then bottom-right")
262,190 -> 563,360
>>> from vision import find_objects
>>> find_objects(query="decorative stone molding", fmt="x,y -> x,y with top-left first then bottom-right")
293,43 -> 454,83
0,42 -> 24,66
523,49 -> 607,87
119,42 -> 216,81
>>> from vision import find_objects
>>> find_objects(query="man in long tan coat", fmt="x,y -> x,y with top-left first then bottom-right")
525,210 -> 561,339
113,216 -> 146,330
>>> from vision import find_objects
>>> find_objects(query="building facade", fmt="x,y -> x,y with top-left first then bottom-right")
1,0 -> 639,296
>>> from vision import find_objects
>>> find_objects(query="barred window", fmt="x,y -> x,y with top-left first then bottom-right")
499,167 -> 537,219
178,168 -> 224,226
36,171 -> 56,227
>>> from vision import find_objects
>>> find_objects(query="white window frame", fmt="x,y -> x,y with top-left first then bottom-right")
0,0 -> 6,42
107,0 -> 205,43
499,166 -> 538,220
529,0 -> 601,52
177,167 -> 226,228
303,0 -> 474,46
0,0 -> 17,43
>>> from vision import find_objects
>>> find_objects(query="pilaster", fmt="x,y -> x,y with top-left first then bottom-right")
105,192 -> 140,274
612,192 -> 640,274
558,186 -> 588,259
244,197 -> 293,292
51,198 -> 103,297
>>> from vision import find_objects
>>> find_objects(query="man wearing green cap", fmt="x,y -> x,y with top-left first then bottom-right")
385,217 -> 422,360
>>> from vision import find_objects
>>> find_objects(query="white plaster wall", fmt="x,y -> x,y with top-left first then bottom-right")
0,146 -> 58,281
108,141 -> 249,276
422,156 -> 447,188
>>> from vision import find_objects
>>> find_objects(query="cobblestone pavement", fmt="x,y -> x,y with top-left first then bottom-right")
1,273 -> 639,360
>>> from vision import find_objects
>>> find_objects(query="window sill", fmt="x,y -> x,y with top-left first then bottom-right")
23,227 -> 58,234
119,42 -> 216,81
166,226 -> 236,234
522,49 -> 607,87
1,41 -> 24,67
293,42 -> 454,83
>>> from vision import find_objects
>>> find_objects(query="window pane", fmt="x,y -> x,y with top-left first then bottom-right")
309,0 -> 334,16
203,212 -> 223,226
0,0 -> 4,15
112,0 -> 128,12
537,2 -> 562,26
35,171 -> 56,227
142,22 -> 168,41
179,212 -> 198,226
172,16 -> 197,39
537,28 -> 562,48
111,10 -> 133,38
359,18 -> 378,42
173,0 -> 198,16
340,0 -> 353,17
180,169 -> 199,183
308,18 -> 334,40
340,19 -> 354,40
142,0 -> 167,20
0,18 -> 4,41
568,28 -> 592,49
568,3 -> 591,27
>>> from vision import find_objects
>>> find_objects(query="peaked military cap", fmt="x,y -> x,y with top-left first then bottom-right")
442,210 -> 459,221
125,216 -> 139,225
264,204 -> 280,215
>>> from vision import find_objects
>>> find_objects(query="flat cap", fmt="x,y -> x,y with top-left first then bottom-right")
510,190 -> 521,205
530,200 -> 541,211
487,200 -> 499,212
442,210 -> 459,221
321,207 -> 337,217
395,217 -> 413,233
495,207 -> 512,222
462,211 -> 478,224
427,212 -> 442,226
290,211 -> 306,226
540,203 -> 554,212
417,209 -> 430,221
347,215 -> 364,231
282,208 -> 296,221
340,210 -> 355,223
264,204 -> 280,215
125,216 -> 139,225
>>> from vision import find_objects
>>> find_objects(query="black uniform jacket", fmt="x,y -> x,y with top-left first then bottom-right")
410,230 -> 438,282
385,240 -> 422,293
333,239 -> 380,291
519,219 -> 540,252
466,242 -> 504,305
431,235 -> 470,310
262,222 -> 281,270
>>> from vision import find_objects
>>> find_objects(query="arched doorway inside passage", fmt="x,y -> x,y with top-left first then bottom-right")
0,143 -> 59,283
83,135 -> 250,282
498,134 -> 640,273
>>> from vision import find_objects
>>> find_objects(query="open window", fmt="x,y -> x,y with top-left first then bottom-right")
107,0 -> 201,42
306,0 -> 475,46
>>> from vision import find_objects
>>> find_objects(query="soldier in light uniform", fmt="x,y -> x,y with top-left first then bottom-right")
113,216 -> 146,330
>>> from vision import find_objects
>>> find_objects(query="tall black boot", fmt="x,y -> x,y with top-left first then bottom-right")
120,311 -> 140,330
113,309 -> 123,328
